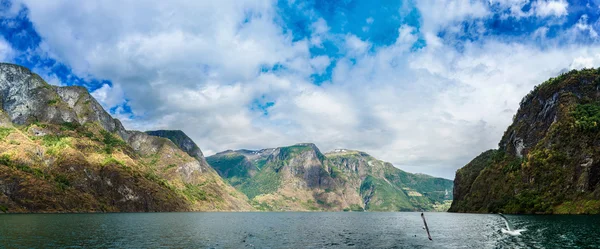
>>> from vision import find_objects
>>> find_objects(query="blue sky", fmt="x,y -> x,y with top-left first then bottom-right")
0,0 -> 599,179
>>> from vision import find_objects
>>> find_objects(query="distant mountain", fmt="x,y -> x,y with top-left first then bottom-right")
0,63 -> 251,213
450,68 -> 600,214
206,145 -> 453,211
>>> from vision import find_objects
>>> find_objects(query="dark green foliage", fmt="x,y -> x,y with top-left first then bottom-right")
60,122 -> 80,131
237,168 -> 281,199
360,175 -> 414,211
0,127 -> 13,139
54,174 -> 71,190
573,103 -> 600,131
329,164 -> 343,179
279,144 -> 325,162
207,154 -> 251,180
342,204 -> 364,212
0,154 -> 47,179
100,130 -> 127,154
182,183 -> 207,201
47,98 -> 59,105
503,157 -> 524,173
0,154 -> 9,165
0,205 -> 7,213
144,171 -> 172,189
383,166 -> 454,201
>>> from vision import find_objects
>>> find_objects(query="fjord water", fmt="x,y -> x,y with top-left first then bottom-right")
1,212 -> 599,248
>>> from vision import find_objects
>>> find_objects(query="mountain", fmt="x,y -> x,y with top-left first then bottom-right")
145,130 -> 205,161
0,63 -> 252,213
450,68 -> 600,214
206,144 -> 453,211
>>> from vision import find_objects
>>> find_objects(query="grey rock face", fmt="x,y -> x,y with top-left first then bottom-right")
0,63 -> 125,134
0,64 -> 74,124
56,86 -> 125,133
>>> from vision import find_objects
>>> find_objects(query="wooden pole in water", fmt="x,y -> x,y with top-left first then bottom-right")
421,212 -> 432,241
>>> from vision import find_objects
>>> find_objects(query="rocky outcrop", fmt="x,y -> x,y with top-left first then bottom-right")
207,144 -> 453,211
145,130 -> 205,160
0,63 -> 252,213
450,68 -> 600,214
0,64 -> 124,133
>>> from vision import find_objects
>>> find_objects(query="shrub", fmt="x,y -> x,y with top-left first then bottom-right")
54,174 -> 71,190
0,154 -> 10,165
102,157 -> 126,167
42,135 -> 71,155
47,98 -> 60,105
60,122 -> 80,131
100,130 -> 127,154
182,183 -> 207,201
0,127 -> 13,139
573,103 -> 600,131
0,154 -> 47,178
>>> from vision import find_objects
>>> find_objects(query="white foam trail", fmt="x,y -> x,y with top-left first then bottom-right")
501,228 -> 526,236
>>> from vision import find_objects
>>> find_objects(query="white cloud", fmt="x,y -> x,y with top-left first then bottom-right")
309,55 -> 331,74
0,38 -> 14,62
345,34 -> 371,56
575,14 -> 599,38
532,0 -> 569,17
493,0 -> 569,19
416,0 -> 489,34
13,0 -> 600,180
90,83 -> 125,110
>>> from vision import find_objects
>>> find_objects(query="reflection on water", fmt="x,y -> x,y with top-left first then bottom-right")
0,212 -> 599,248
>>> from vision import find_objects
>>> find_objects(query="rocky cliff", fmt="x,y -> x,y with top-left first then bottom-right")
450,68 -> 600,214
0,63 -> 251,213
207,145 -> 453,211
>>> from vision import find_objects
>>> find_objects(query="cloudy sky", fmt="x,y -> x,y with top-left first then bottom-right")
0,0 -> 599,179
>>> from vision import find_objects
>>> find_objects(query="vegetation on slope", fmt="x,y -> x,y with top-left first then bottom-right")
0,63 -> 252,213
450,68 -> 600,214
0,121 -> 188,213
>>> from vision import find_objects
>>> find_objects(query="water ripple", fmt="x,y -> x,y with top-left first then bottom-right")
0,212 -> 599,248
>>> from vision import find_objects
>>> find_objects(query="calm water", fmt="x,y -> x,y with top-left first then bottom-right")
1,212 -> 599,248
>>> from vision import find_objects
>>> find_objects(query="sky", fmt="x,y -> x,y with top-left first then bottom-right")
0,0 -> 599,179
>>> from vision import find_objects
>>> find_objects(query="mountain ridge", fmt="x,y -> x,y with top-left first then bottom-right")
207,143 -> 453,211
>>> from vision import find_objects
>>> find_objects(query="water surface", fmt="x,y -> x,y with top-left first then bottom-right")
1,212 -> 599,248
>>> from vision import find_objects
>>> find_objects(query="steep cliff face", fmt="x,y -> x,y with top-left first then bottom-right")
0,63 -> 251,213
207,145 -> 453,211
450,68 -> 600,214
